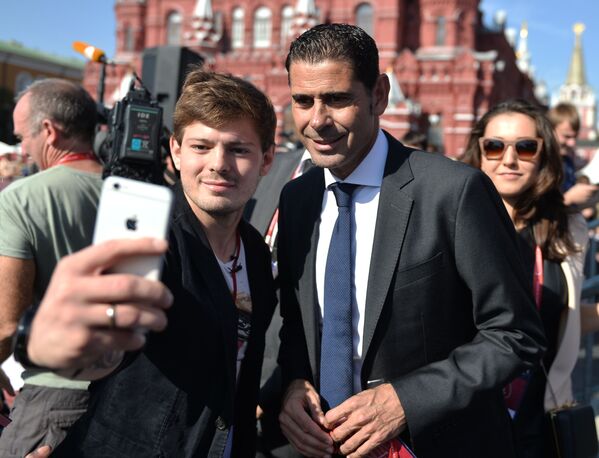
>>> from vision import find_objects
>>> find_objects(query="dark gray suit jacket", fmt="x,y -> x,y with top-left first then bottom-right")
277,132 -> 546,457
245,147 -> 304,236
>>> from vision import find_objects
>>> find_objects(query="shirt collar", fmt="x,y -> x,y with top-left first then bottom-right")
324,129 -> 388,188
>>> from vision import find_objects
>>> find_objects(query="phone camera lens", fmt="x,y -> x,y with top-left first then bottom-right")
113,183 -> 121,190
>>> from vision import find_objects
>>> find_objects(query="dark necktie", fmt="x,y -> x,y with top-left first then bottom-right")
320,182 -> 358,410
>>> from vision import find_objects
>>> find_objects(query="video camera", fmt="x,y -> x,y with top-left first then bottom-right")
96,74 -> 168,185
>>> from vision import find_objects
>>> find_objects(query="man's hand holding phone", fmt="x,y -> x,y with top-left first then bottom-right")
28,238 -> 173,376
27,178 -> 175,379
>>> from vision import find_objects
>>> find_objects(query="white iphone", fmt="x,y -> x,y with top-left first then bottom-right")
93,176 -> 173,280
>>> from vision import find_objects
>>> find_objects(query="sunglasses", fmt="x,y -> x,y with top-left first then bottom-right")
479,137 -> 543,161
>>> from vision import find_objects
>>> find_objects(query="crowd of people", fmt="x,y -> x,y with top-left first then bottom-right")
0,22 -> 598,458
0,152 -> 31,192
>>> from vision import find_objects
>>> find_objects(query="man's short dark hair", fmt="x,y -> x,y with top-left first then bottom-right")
17,79 -> 97,145
285,23 -> 380,91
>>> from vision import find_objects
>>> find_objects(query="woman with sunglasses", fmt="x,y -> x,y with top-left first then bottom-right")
462,99 -> 588,457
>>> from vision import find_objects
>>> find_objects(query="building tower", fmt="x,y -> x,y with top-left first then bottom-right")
557,23 -> 597,141
289,0 -> 319,41
188,0 -> 221,59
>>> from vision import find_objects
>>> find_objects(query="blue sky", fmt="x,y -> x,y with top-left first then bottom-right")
479,0 -> 598,102
1,0 -> 597,104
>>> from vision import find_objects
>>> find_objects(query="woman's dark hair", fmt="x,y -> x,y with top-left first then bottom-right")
462,99 -> 576,261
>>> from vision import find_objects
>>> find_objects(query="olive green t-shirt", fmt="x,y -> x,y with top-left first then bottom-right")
0,165 -> 102,388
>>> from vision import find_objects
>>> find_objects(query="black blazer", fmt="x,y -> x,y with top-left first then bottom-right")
277,133 -> 546,458
55,183 -> 277,457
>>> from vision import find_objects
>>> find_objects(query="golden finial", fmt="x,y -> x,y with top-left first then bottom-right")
573,23 -> 585,36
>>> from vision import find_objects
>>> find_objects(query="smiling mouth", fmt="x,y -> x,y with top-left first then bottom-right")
314,135 -> 342,143
309,135 -> 344,150
202,180 -> 235,190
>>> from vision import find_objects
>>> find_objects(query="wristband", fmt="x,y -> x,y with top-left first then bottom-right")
12,305 -> 44,369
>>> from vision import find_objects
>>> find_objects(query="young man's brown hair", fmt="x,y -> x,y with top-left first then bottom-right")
173,69 -> 277,152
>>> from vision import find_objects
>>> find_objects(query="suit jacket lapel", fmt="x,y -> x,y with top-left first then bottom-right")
362,134 -> 414,362
298,168 -> 326,378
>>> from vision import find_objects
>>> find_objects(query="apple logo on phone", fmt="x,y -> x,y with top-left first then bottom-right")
126,216 -> 138,231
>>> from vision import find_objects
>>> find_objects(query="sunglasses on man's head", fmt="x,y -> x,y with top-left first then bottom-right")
478,137 -> 543,161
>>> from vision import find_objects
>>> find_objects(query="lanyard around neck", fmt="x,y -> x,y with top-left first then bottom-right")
54,152 -> 98,167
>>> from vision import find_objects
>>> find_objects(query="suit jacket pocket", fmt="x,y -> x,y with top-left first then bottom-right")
394,252 -> 444,289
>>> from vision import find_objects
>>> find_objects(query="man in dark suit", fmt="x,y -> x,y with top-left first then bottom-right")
277,24 -> 546,458
20,70 -> 278,457
245,145 -> 304,237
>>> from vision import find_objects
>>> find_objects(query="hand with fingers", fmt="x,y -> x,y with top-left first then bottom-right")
279,378 -> 335,457
27,238 -> 173,377
324,383 -> 406,458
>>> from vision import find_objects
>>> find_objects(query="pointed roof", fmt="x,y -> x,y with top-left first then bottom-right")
386,67 -> 405,105
566,23 -> 587,86
193,0 -> 212,19
191,0 -> 221,50
290,0 -> 319,39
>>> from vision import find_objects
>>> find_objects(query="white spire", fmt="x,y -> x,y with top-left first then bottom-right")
386,67 -> 405,106
193,0 -> 212,19
110,71 -> 135,105
516,21 -> 531,75
290,0 -> 319,39
191,0 -> 222,50
295,0 -> 316,16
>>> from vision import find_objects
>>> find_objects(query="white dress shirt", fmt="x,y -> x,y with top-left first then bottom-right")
316,129 -> 388,394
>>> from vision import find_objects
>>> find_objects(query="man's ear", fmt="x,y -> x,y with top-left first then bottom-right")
41,119 -> 59,146
169,136 -> 181,170
372,73 -> 390,117
260,144 -> 275,176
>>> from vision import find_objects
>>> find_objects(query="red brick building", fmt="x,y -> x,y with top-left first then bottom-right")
84,0 -> 536,156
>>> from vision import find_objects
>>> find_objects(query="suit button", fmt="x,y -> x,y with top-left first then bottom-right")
215,416 -> 227,430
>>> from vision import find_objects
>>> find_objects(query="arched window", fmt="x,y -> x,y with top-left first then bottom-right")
166,11 -> 182,45
280,5 -> 294,45
253,6 -> 272,48
232,7 -> 245,49
435,16 -> 446,45
124,25 -> 134,51
356,3 -> 373,37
